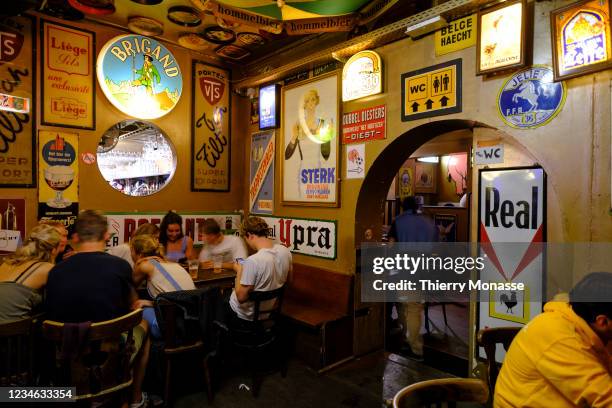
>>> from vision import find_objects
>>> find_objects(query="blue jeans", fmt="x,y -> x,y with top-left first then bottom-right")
142,307 -> 161,339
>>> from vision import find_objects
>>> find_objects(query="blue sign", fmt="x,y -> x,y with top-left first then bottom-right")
497,66 -> 566,129
42,137 -> 76,166
259,84 -> 279,130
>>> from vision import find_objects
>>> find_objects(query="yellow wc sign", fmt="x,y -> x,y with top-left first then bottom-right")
435,14 -> 477,56
401,59 -> 462,121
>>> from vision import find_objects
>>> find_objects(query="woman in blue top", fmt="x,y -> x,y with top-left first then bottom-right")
159,211 -> 194,263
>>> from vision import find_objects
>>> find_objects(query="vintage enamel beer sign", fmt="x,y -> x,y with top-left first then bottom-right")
97,34 -> 183,119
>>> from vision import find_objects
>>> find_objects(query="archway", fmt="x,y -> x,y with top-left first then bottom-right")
355,119 -> 493,243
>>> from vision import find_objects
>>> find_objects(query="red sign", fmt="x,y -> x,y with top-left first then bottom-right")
0,29 -> 24,63
342,104 -> 386,144
200,76 -> 225,105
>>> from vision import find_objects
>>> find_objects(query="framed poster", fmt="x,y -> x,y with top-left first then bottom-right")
249,130 -> 275,215
191,60 -> 231,191
414,161 -> 437,193
281,71 -> 340,206
0,15 -> 36,188
259,83 -> 280,130
550,0 -> 612,81
0,198 -> 26,254
476,0 -> 528,75
477,166 -> 546,362
41,20 -> 95,129
434,213 -> 457,242
38,131 -> 79,230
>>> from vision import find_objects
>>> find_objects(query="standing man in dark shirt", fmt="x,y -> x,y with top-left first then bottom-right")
46,210 -> 151,408
389,196 -> 438,360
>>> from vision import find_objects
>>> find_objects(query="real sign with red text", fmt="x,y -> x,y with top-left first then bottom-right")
41,20 -> 95,129
0,15 -> 35,187
249,130 -> 274,214
261,216 -> 336,259
342,105 -> 385,144
477,166 -> 546,361
192,60 -> 230,191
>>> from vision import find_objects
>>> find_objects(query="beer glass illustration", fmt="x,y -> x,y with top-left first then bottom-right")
44,165 -> 75,208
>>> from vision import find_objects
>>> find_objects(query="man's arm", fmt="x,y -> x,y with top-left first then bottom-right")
536,338 -> 612,407
233,262 -> 254,303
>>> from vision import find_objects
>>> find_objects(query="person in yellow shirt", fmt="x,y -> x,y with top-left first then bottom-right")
495,272 -> 612,407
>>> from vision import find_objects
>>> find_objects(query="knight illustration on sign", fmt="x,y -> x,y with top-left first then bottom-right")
132,53 -> 160,96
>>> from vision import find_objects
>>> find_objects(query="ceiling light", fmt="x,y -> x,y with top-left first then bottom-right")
417,156 -> 439,163
405,15 -> 447,38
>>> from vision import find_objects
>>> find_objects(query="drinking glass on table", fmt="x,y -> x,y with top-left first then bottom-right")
212,254 -> 223,274
188,259 -> 199,279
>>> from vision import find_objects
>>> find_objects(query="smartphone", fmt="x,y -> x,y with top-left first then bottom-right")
235,258 -> 245,264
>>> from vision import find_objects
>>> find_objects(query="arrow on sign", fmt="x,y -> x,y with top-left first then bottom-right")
425,99 -> 434,110
411,102 -> 419,112
440,96 -> 449,107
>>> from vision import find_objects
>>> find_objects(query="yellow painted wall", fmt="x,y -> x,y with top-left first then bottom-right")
2,13 -> 245,235
242,0 -> 612,274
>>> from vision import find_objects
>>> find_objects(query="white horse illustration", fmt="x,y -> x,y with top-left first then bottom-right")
512,81 -> 539,111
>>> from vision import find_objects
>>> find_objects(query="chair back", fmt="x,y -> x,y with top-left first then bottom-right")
476,327 -> 521,399
42,309 -> 143,400
251,286 -> 284,322
393,378 -> 489,408
155,287 -> 221,350
0,317 -> 34,386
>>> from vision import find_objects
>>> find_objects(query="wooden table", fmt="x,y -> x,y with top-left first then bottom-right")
192,268 -> 236,289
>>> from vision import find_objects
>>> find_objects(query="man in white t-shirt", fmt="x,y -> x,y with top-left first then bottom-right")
198,219 -> 248,270
229,217 -> 292,321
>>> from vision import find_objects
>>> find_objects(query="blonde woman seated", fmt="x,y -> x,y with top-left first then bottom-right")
130,235 -> 195,338
0,225 -> 61,322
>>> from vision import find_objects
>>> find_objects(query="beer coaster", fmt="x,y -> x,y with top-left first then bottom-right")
237,32 -> 266,47
167,6 -> 202,27
128,16 -> 164,36
215,44 -> 250,60
178,33 -> 214,52
202,26 -> 236,45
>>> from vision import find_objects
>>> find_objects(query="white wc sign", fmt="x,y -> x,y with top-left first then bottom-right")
475,144 -> 504,164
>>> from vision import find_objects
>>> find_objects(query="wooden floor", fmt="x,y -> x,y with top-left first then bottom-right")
173,352 -> 454,408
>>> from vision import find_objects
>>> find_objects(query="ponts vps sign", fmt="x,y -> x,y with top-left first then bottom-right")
478,167 -> 546,332
261,216 -> 336,260
97,35 -> 182,120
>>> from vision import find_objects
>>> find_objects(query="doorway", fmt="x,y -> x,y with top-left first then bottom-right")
355,119 -> 491,375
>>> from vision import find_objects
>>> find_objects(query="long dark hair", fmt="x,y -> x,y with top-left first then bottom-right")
159,211 -> 183,246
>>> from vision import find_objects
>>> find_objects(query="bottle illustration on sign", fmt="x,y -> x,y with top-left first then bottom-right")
1,203 -> 17,230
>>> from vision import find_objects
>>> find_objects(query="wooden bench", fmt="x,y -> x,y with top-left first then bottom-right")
281,263 -> 354,372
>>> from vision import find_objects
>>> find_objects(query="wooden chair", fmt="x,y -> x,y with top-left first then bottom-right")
42,309 -> 143,403
0,316 -> 35,386
475,327 -> 521,403
229,286 -> 287,397
393,378 -> 489,408
155,292 -> 215,406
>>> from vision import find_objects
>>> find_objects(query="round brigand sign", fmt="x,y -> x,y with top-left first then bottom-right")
97,34 -> 183,120
497,66 -> 566,129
